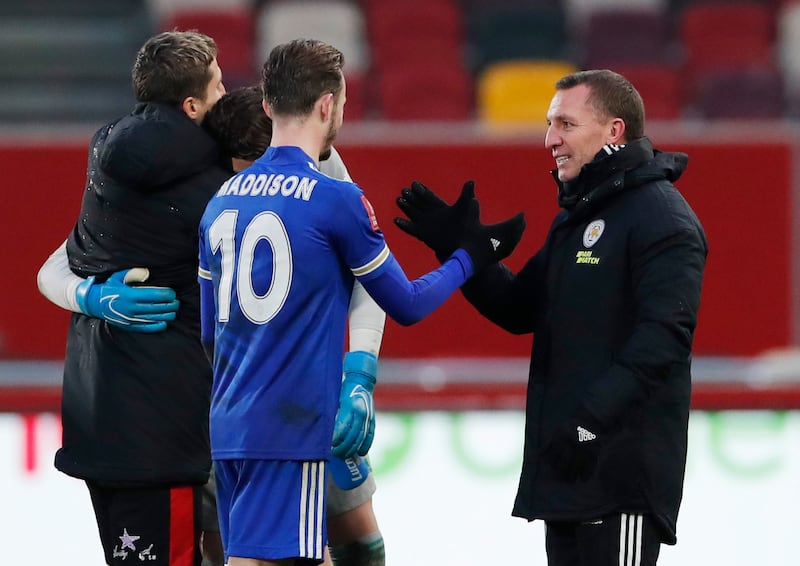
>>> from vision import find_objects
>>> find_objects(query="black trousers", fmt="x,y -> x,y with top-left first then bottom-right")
545,513 -> 661,566
87,481 -> 202,566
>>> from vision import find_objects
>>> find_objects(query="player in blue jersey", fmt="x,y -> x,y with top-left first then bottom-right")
38,83 -> 388,566
201,85 -> 385,566
197,39 -> 526,565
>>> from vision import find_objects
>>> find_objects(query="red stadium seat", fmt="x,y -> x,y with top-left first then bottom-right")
678,2 -> 777,114
611,64 -> 683,120
679,2 -> 775,76
365,0 -> 463,69
690,67 -> 784,119
377,64 -> 472,121
580,8 -> 677,69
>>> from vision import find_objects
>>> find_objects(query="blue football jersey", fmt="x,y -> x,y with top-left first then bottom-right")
198,146 -> 389,460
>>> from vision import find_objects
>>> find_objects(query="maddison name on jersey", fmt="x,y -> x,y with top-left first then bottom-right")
215,172 -> 317,201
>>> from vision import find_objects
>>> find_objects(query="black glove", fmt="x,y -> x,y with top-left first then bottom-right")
459,202 -> 526,272
395,180 -> 474,262
395,180 -> 526,271
542,416 -> 602,483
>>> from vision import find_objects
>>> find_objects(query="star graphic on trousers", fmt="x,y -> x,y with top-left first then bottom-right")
119,528 -> 141,551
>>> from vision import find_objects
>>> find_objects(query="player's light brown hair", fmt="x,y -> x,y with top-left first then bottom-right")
556,69 -> 645,141
204,85 -> 272,161
132,30 -> 218,105
261,38 -> 344,117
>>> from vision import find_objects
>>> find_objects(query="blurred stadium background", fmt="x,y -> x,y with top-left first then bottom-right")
2,0 -> 800,564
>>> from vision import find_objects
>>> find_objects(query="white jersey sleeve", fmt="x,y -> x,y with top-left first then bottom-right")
321,146 -> 386,356
348,280 -> 386,356
37,239 -> 83,313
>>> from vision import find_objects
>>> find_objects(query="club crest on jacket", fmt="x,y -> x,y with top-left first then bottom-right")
583,219 -> 605,248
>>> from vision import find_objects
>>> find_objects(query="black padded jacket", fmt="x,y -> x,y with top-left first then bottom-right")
461,138 -> 708,544
56,102 -> 232,486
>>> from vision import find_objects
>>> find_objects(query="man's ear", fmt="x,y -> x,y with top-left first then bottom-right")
263,99 -> 272,119
318,92 -> 334,122
181,96 -> 201,121
608,118 -> 626,144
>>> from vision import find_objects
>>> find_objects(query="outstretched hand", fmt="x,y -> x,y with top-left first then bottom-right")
394,179 -> 526,272
395,180 -> 475,262
461,209 -> 527,272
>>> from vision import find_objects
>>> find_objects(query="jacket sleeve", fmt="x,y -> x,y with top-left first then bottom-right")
459,250 -> 545,335
582,223 -> 708,428
199,276 -> 215,362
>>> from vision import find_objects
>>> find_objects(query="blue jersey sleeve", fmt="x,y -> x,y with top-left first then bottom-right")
359,249 -> 474,326
328,183 -> 475,326
328,185 -> 388,273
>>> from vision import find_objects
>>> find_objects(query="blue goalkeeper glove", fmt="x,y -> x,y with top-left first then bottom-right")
328,455 -> 371,490
331,351 -> 378,459
75,267 -> 180,333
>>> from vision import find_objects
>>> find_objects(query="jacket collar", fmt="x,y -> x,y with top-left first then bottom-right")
553,137 -> 656,209
551,137 -> 687,220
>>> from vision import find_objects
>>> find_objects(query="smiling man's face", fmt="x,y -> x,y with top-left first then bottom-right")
544,84 -> 617,182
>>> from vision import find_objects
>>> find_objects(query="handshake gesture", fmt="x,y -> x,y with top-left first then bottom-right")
394,180 -> 526,272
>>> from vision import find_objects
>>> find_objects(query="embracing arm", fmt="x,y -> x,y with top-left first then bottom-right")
37,240 -> 82,312
36,239 -> 180,332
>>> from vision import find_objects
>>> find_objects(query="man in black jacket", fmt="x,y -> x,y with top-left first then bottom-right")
52,31 -> 228,566
395,69 -> 707,566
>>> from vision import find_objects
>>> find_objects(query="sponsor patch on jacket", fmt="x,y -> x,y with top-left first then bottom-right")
361,195 -> 379,231
575,250 -> 600,264
583,219 -> 605,248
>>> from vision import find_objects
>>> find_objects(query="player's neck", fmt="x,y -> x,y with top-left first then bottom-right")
270,123 -> 323,167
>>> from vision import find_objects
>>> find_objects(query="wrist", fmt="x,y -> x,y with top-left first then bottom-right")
343,351 -> 377,390
74,276 -> 98,316
449,248 -> 475,278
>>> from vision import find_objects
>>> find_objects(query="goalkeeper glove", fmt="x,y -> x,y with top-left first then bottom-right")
75,267 -> 180,333
332,351 -> 377,458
